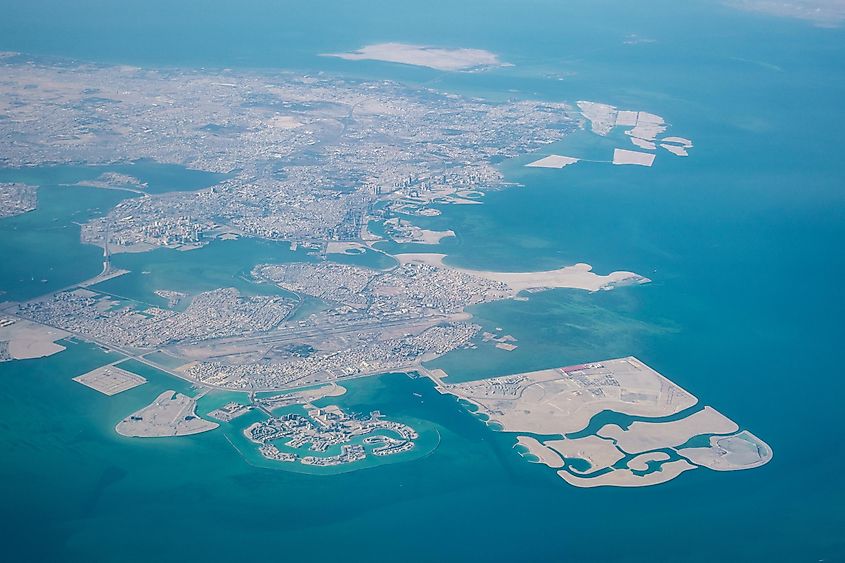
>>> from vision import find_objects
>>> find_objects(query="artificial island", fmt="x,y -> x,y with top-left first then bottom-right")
0,52 -> 768,483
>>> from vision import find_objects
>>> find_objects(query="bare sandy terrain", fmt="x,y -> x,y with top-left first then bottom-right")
631,137 -> 657,150
116,390 -> 218,437
516,436 -> 564,468
726,0 -> 845,27
439,356 -> 772,488
626,451 -> 671,471
660,144 -> 689,156
612,148 -> 656,167
322,43 -> 509,71
73,364 -> 147,396
662,136 -> 693,147
626,111 -> 666,141
546,436 -> 625,473
260,382 -> 347,411
558,459 -> 697,488
598,406 -> 739,454
440,357 -> 698,436
615,110 -> 639,127
525,155 -> 580,169
0,317 -> 69,361
394,253 -> 649,293
326,241 -> 369,254
577,101 -> 618,135
678,430 -> 773,471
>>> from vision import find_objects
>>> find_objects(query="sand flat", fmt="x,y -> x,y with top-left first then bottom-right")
322,43 -> 508,71
598,406 -> 739,454
116,390 -> 218,437
326,241 -> 369,254
626,451 -> 671,471
678,430 -> 773,471
613,148 -> 656,166
615,110 -> 639,126
558,459 -> 696,488
516,436 -> 564,468
662,136 -> 693,147
394,253 -> 649,293
73,364 -> 147,396
525,155 -> 580,169
660,143 -> 689,156
441,357 -> 698,435
630,137 -> 657,150
0,317 -> 69,361
577,101 -> 618,135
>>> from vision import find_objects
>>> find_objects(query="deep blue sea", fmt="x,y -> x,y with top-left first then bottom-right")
0,1 -> 843,561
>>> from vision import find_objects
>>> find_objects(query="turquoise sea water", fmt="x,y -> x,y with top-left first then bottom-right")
0,1 -> 843,561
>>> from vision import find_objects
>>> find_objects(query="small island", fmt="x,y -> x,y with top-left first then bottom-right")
116,390 -> 219,437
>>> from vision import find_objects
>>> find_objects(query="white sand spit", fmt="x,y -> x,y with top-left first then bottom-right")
322,43 -> 509,71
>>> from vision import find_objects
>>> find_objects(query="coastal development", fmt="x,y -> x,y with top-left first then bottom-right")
525,101 -> 694,172
73,364 -> 147,396
435,357 -> 773,488
0,315 -> 68,361
245,404 -> 418,468
0,54 -> 771,487
0,183 -> 37,218
116,390 -> 218,437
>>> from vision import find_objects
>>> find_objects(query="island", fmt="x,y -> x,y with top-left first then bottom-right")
73,364 -> 147,396
322,42 -> 510,72
245,404 -> 419,468
0,54 -> 765,490
434,357 -> 773,488
116,390 -> 219,437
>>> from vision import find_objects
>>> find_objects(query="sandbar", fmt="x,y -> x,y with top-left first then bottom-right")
322,43 -> 509,72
